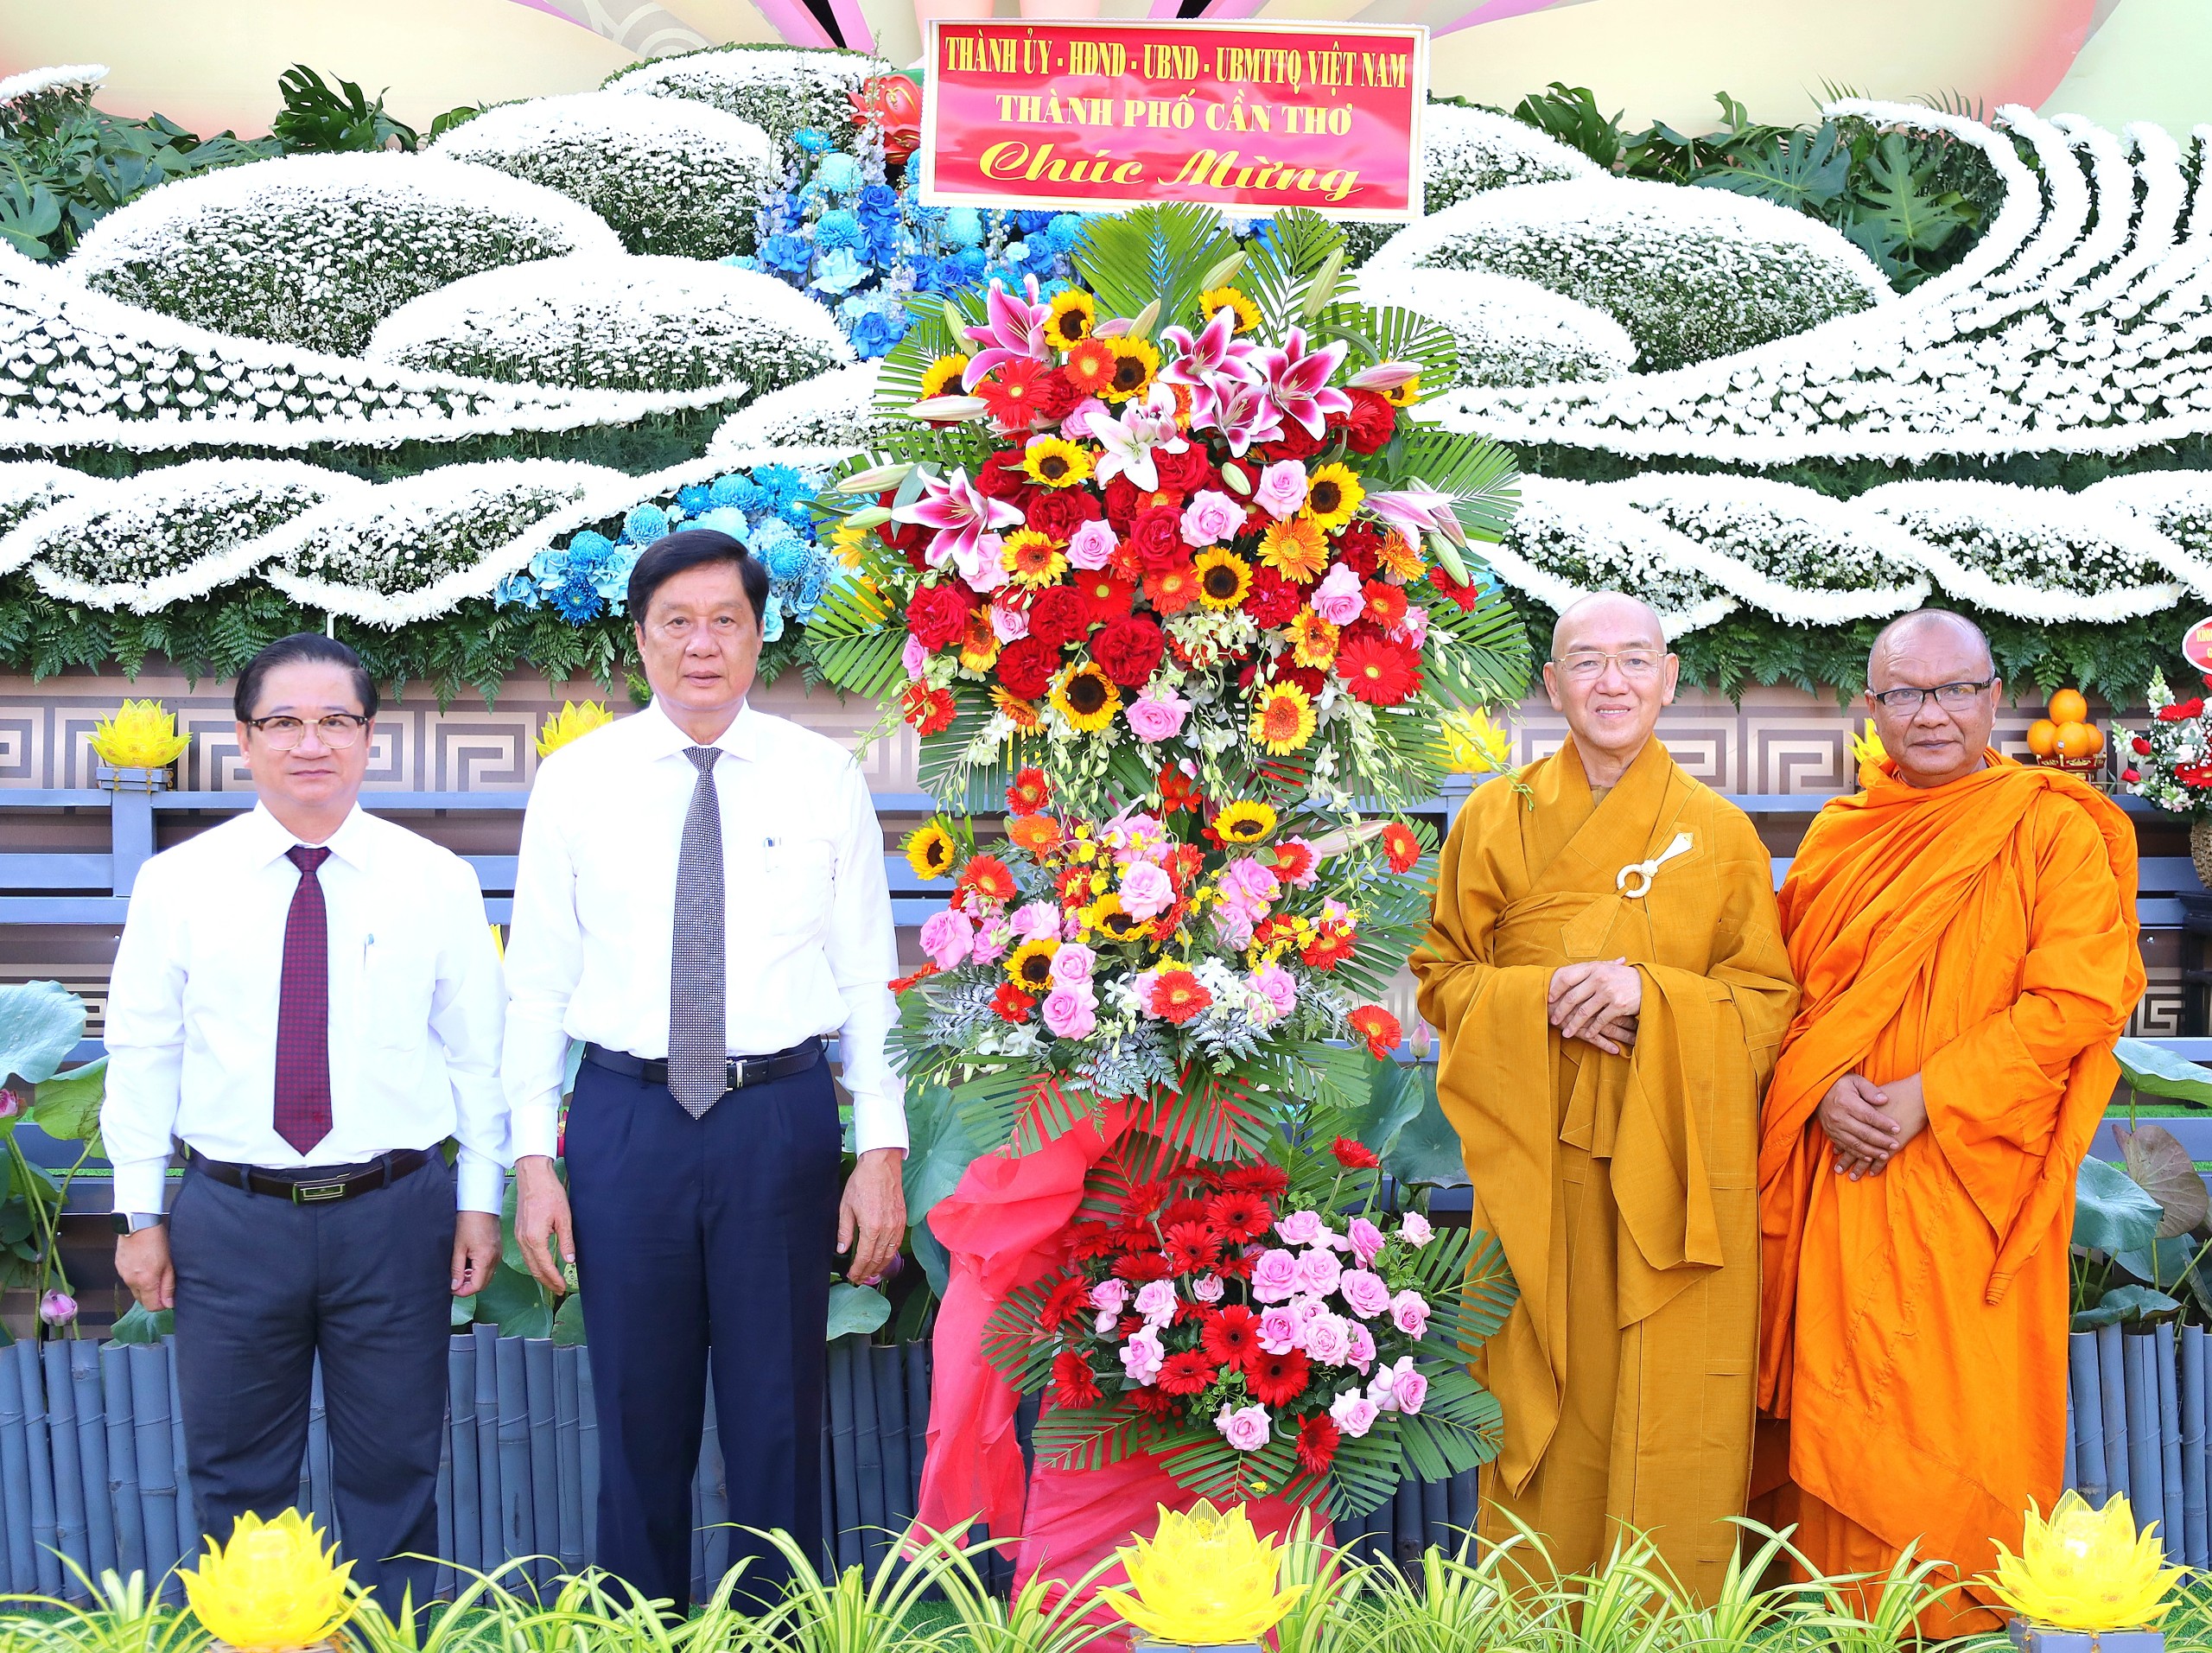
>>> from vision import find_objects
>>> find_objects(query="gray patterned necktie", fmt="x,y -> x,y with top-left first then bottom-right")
667,745 -> 727,1116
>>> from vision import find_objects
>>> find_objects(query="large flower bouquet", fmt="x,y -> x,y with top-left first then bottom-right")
2126,669 -> 2212,814
806,206 -> 1525,1517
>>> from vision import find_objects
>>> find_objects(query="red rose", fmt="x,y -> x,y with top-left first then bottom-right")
1331,387 -> 1396,455
976,448 -> 1034,504
1128,505 -> 1187,573
1335,525 -> 1382,579
1025,487 -> 1098,543
906,581 -> 972,651
1260,421 -> 1323,462
2124,767 -> 2142,782
992,982 -> 1036,1022
1030,371 -> 1080,424
2134,736 -> 2154,755
996,635 -> 1058,701
1092,614 -> 1166,688
1153,443 -> 1216,495
1028,585 -> 1090,647
1242,566 -> 1304,629
1294,1412 -> 1341,1474
1052,1349 -> 1103,1409
1103,475 -> 1145,532
1330,1135 -> 1380,1169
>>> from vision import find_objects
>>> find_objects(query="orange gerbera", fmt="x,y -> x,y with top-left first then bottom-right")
1288,610 -> 1340,670
1001,529 -> 1067,587
1145,561 -> 1202,615
1065,338 -> 1118,397
1249,682 -> 1316,754
1007,814 -> 1065,855
1346,1003 -> 1402,1059
1378,822 -> 1421,873
1007,766 -> 1052,812
958,608 -> 1001,671
1259,517 -> 1328,582
957,853 -> 1018,906
1376,528 -> 1425,581
993,686 -> 1044,730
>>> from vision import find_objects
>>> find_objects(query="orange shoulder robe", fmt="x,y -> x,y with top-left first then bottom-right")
1755,753 -> 2143,1636
1412,736 -> 1797,1602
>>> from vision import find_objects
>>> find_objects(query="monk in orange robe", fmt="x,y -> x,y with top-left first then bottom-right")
1755,609 -> 2143,1635
1412,593 -> 1797,1602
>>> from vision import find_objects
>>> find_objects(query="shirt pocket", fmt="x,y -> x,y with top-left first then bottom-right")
364,933 -> 436,1049
753,837 -> 837,941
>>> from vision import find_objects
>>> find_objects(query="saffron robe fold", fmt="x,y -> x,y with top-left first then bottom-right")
1410,737 -> 1796,1601
1754,754 -> 2142,1637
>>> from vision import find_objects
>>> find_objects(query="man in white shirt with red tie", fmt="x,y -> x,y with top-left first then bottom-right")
504,529 -> 906,1613
101,633 -> 508,1609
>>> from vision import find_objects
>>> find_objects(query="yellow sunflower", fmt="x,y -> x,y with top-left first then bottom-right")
1002,529 -> 1068,588
1103,337 -> 1160,402
1198,286 -> 1262,335
1051,661 -> 1122,733
1287,610 -> 1340,670
1381,373 -> 1421,408
1006,938 -> 1058,992
918,353 -> 973,400
1194,547 -> 1253,611
1249,682 -> 1317,755
1301,462 -> 1364,534
1046,289 -> 1096,348
1258,516 -> 1328,582
1021,437 -> 1093,490
1084,891 -> 1153,944
905,823 -> 956,880
1212,801 -> 1278,843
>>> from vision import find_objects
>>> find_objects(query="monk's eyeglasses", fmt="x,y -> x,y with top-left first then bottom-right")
1555,651 -> 1664,682
1867,677 -> 1996,713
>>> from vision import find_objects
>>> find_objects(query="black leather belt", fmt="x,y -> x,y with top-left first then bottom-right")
191,1147 -> 431,1205
583,1036 -> 823,1094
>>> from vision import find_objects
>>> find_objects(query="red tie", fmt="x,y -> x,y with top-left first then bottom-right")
273,846 -> 334,1156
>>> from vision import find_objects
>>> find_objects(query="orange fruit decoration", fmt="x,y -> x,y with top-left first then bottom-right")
2055,722 -> 2102,759
2049,688 -> 2089,725
2026,719 -> 2061,758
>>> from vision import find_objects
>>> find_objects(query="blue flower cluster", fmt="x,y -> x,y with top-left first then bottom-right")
493,465 -> 837,643
729,126 -> 1096,360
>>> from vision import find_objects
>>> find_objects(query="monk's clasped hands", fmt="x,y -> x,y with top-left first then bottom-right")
1817,1071 -> 1931,1179
1550,958 -> 1643,1055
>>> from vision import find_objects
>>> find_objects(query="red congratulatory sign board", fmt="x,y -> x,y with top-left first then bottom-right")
919,19 -> 1427,222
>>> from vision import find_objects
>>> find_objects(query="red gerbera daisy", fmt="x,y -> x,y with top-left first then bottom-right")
1363,579 -> 1409,629
1068,1221 -> 1119,1261
1301,926 -> 1355,970
1144,561 -> 1201,615
1160,1196 -> 1211,1230
899,681 -> 956,734
1347,1004 -> 1403,1061
1007,766 -> 1052,814
1268,840 -> 1315,885
1330,1135 -> 1381,1170
977,359 -> 1052,429
957,854 -> 1018,906
1162,1220 -> 1222,1275
1205,1191 -> 1273,1244
1335,631 -> 1421,707
1202,1305 -> 1263,1369
1072,570 -> 1135,626
1052,1349 -> 1103,1408
1247,1348 -> 1313,1408
1129,1385 -> 1179,1415
1215,1247 -> 1257,1281
992,982 -> 1036,1023
1149,968 -> 1213,1026
1122,1181 -> 1170,1219
1039,1271 -> 1092,1330
1156,1350 -> 1220,1397
1217,1162 -> 1290,1199
1294,1412 -> 1342,1475
1113,1250 -> 1174,1282
888,962 -> 940,997
1378,822 -> 1421,874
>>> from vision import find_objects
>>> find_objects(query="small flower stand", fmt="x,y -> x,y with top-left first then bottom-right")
2010,1625 -> 2164,1653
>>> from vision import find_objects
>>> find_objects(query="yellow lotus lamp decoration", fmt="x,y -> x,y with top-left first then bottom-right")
182,1510 -> 357,1651
1986,1491 -> 2182,1634
1850,719 -> 1888,790
1441,707 -> 1513,776
536,700 -> 615,758
1103,1502 -> 1303,1647
88,699 -> 190,771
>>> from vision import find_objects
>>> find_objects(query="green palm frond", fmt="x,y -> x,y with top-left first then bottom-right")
1426,575 -> 1534,709
1238,208 -> 1348,337
1312,300 -> 1461,392
1402,429 -> 1521,542
1073,203 -> 1239,328
802,575 -> 904,699
1032,1404 -> 1151,1473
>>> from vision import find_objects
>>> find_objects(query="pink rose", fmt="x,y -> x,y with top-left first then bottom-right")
1180,489 -> 1245,547
1011,900 -> 1061,943
1135,1279 -> 1179,1325
1254,460 -> 1309,520
1348,1217 -> 1386,1267
1257,1306 -> 1303,1354
918,907 -> 974,970
1389,1288 -> 1431,1338
1347,1321 -> 1376,1372
1312,563 -> 1365,626
1249,1247 -> 1300,1303
1395,604 -> 1429,650
1339,1268 -> 1390,1319
1052,942 -> 1096,983
1067,518 -> 1118,569
1120,1326 -> 1165,1385
1042,986 -> 1096,1039
969,919 -> 1008,966
1249,963 -> 1297,1021
1118,861 -> 1174,920
1108,812 -> 1168,863
1302,1313 -> 1351,1366
1274,1210 -> 1325,1247
1216,856 -> 1280,921
901,635 -> 929,679
1061,396 -> 1112,442
1215,1402 -> 1272,1452
990,590 -> 1031,643
1192,1273 -> 1224,1303
1399,1211 -> 1433,1249
1329,1389 -> 1380,1439
1090,1279 -> 1130,1313
1389,1361 -> 1427,1415
1295,1247 -> 1343,1297
1126,690 -> 1192,744
1213,906 -> 1255,951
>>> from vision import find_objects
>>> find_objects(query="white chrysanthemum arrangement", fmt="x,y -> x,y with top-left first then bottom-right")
1351,266 -> 1636,385
604,46 -> 893,154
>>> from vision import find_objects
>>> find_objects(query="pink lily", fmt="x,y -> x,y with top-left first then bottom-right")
1348,361 -> 1421,391
1159,307 -> 1262,428
959,277 -> 1052,391
893,467 -> 1022,569
1092,385 -> 1188,493
1365,483 -> 1465,546
1258,327 -> 1352,438
1208,373 -> 1286,458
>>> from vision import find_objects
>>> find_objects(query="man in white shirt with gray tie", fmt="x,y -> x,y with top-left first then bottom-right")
503,529 -> 906,1613
101,633 -> 508,1610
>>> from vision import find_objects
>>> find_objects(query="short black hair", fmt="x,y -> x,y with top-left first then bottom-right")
626,529 -> 769,626
233,633 -> 378,722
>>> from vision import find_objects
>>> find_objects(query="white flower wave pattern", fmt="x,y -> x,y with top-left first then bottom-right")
69,151 -> 625,354
604,46 -> 893,152
0,461 -> 100,574
1350,267 -> 1635,386
430,92 -> 776,263
705,360 -> 889,456
1432,102 -> 2212,465
365,253 -> 851,397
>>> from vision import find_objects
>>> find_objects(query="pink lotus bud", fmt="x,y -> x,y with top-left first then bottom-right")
38,1291 -> 75,1326
0,1090 -> 20,1121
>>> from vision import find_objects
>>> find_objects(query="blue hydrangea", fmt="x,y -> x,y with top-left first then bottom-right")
623,504 -> 670,545
815,208 -> 863,250
676,483 -> 714,514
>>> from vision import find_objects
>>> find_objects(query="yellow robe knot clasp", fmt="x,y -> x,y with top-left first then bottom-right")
1615,831 -> 1694,900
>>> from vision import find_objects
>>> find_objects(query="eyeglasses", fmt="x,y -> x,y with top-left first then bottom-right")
1867,678 -> 1996,714
245,714 -> 370,750
1554,650 -> 1665,683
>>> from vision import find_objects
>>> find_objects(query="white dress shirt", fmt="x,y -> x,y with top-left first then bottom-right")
102,804 -> 510,1215
502,699 -> 907,1158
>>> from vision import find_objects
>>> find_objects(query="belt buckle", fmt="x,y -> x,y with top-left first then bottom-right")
727,1057 -> 752,1090
291,1177 -> 348,1204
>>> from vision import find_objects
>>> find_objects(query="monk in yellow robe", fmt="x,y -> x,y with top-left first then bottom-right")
1412,592 -> 1798,1601
1755,609 -> 2143,1636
